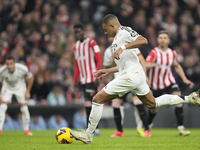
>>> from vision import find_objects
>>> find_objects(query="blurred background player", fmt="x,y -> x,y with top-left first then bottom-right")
47,114 -> 68,130
102,36 -> 150,137
30,112 -> 46,131
73,23 -> 102,135
0,56 -> 34,135
146,30 -> 194,135
73,107 -> 87,129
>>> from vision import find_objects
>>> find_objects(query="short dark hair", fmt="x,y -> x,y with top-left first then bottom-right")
158,30 -> 170,38
74,23 -> 84,30
102,14 -> 117,24
6,56 -> 15,62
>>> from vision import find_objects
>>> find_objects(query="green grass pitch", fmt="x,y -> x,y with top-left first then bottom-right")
0,129 -> 200,150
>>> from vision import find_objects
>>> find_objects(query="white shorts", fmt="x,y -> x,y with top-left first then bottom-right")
1,87 -> 27,103
103,69 -> 150,97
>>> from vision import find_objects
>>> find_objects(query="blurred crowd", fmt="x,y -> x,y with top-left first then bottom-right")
0,0 -> 200,106
3,107 -> 87,130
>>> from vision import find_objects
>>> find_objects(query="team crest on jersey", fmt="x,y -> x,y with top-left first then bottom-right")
112,44 -> 118,52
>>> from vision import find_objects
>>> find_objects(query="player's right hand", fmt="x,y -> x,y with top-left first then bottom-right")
93,69 -> 109,79
146,63 -> 157,69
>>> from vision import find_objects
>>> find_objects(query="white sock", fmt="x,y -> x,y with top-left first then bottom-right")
177,125 -> 184,130
20,106 -> 30,131
134,106 -> 143,130
0,104 -> 7,131
86,102 -> 103,136
119,106 -> 124,125
155,94 -> 188,108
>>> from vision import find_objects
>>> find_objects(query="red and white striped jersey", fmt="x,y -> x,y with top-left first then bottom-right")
146,47 -> 178,90
73,38 -> 102,84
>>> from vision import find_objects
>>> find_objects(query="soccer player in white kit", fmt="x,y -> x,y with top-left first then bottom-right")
0,56 -> 34,135
103,37 -> 150,137
70,14 -> 200,144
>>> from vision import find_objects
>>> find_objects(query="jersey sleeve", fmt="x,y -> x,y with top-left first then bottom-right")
172,51 -> 179,65
73,59 -> 80,83
146,50 -> 156,63
90,39 -> 100,53
24,69 -> 33,79
90,39 -> 102,70
135,48 -> 141,56
17,64 -> 33,79
126,28 -> 140,42
103,46 -> 113,67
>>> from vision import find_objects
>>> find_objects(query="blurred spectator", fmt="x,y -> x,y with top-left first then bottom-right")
57,4 -> 69,27
30,112 -> 46,130
45,43 -> 59,70
26,52 -> 40,75
47,86 -> 67,106
31,73 -> 49,104
0,0 -> 199,104
47,114 -> 68,129
73,107 -> 87,129
0,40 -> 8,65
3,113 -> 15,130
13,112 -> 23,130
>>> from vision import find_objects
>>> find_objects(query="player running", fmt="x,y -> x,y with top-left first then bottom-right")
70,14 -> 200,144
103,36 -> 150,137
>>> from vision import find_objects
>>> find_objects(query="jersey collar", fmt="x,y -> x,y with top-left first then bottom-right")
116,26 -> 123,34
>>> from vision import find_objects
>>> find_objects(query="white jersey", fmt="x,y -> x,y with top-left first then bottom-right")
0,63 -> 33,90
111,26 -> 142,76
103,44 -> 142,78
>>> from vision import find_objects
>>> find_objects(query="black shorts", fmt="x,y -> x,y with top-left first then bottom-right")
151,83 -> 180,97
81,83 -> 97,100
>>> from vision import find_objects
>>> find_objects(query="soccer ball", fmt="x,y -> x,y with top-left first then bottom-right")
55,127 -> 74,144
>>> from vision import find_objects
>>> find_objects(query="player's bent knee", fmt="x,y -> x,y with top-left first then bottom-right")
112,101 -> 121,108
92,95 -> 102,104
20,105 -> 29,113
0,103 -> 8,112
145,103 -> 156,109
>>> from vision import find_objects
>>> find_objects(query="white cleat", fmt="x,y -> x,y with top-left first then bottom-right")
178,128 -> 190,136
70,130 -> 92,144
188,89 -> 200,106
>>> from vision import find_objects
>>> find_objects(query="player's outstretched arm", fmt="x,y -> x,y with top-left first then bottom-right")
173,64 -> 194,88
94,66 -> 118,79
146,62 -> 157,70
125,35 -> 148,50
113,36 -> 148,60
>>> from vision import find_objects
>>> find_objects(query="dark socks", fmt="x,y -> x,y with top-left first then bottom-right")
175,107 -> 183,126
148,109 -> 157,125
113,108 -> 123,132
136,104 -> 149,130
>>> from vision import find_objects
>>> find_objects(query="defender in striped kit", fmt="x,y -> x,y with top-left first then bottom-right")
146,30 -> 194,135
73,23 -> 102,135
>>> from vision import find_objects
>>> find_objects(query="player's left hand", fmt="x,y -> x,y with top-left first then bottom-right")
183,79 -> 194,88
93,69 -> 109,79
25,91 -> 30,100
113,47 -> 123,60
